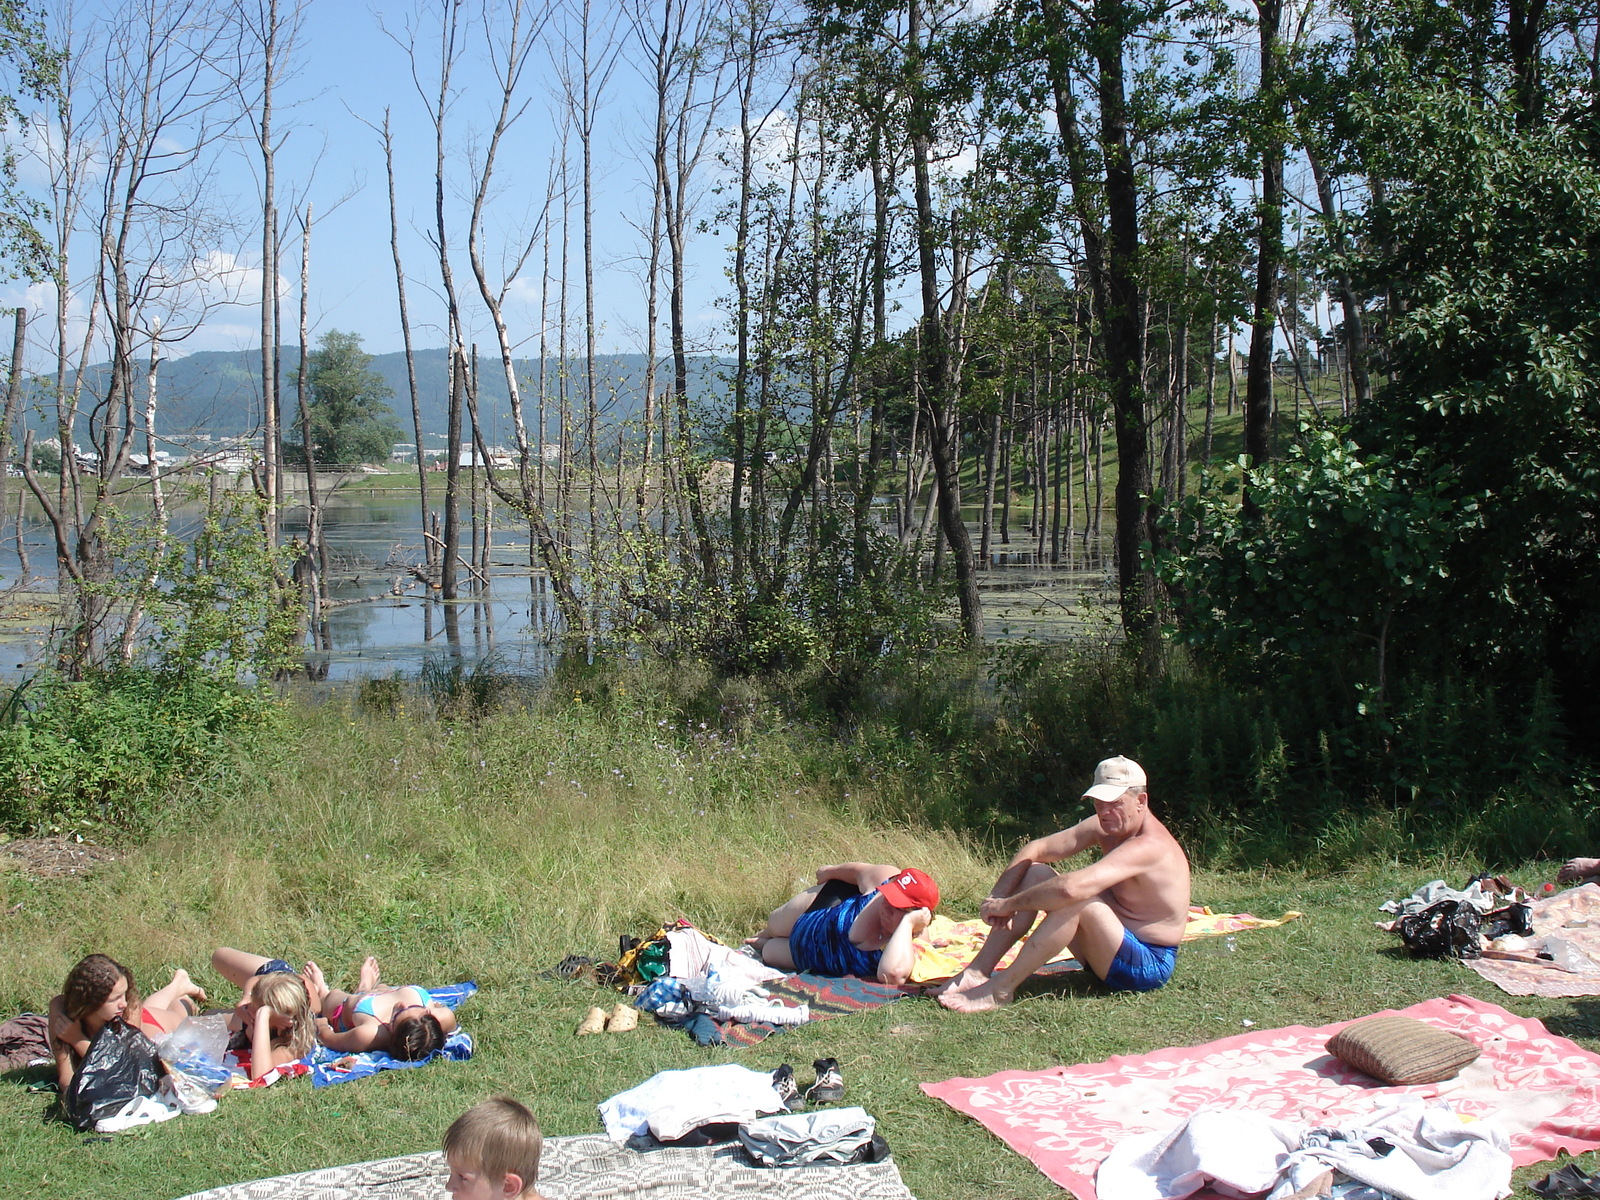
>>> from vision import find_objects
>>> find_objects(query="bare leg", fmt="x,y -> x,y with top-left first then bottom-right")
759,936 -> 797,971
144,969 -> 207,1012
932,864 -> 1057,996
940,900 -> 1127,1013
212,948 -> 276,989
748,884 -> 827,944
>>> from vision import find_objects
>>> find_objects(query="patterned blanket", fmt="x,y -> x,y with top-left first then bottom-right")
908,905 -> 1302,984
174,1135 -> 917,1199
923,993 -> 1600,1200
1465,882 -> 1600,997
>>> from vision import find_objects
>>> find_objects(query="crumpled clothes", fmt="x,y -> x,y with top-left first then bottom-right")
739,1106 -> 876,1167
599,1063 -> 787,1143
0,1012 -> 51,1071
1096,1100 -> 1511,1200
638,969 -> 809,1027
664,928 -> 785,987
1380,880 -> 1497,918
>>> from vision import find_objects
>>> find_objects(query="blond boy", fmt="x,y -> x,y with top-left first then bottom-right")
444,1098 -> 546,1200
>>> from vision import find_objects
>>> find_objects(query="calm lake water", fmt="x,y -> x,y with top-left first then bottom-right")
0,490 -> 1115,681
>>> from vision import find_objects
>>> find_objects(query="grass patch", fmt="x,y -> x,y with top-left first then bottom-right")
0,677 -> 1590,1199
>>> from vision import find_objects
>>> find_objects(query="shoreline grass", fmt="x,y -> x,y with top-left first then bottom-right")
0,681 -> 1592,1199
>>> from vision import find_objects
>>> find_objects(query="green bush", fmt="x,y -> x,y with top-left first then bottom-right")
0,670 -> 283,835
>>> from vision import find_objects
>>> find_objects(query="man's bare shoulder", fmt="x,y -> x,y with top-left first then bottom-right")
1107,812 -> 1189,867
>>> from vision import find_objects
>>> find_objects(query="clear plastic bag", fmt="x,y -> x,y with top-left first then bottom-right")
1543,937 -> 1600,974
157,1013 -> 234,1098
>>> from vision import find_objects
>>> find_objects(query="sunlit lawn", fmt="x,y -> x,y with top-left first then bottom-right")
0,690 -> 1589,1199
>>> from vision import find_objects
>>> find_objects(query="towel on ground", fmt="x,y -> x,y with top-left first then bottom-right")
1466,882 -> 1600,998
924,993 -> 1600,1200
307,982 -> 475,1087
171,1135 -> 918,1199
909,904 -> 1303,984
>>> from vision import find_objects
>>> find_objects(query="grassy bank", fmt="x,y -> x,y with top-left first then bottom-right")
0,678 -> 1593,1199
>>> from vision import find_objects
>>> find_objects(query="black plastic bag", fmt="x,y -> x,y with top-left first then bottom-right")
1397,899 -> 1483,959
63,1019 -> 164,1131
1483,902 -> 1534,939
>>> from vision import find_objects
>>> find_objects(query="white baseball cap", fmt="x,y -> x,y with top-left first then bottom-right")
1083,755 -> 1147,803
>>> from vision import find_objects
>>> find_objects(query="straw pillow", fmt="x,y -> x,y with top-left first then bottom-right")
1326,1016 -> 1479,1085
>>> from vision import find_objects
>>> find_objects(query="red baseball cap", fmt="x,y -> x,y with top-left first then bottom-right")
878,868 -> 939,911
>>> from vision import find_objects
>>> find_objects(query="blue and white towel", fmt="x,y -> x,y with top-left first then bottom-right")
307,981 -> 476,1087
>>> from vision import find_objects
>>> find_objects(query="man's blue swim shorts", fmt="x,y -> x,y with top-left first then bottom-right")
1096,928 -> 1177,992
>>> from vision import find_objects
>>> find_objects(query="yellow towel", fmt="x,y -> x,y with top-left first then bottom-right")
909,905 -> 1303,984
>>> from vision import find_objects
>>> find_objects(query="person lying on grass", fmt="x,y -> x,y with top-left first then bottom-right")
445,1096 -> 548,1200
937,755 -> 1191,1013
745,863 -> 939,986
211,948 -> 318,1080
302,954 -> 456,1060
48,954 -> 207,1093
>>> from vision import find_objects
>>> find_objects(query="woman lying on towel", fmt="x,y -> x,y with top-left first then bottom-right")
48,954 -> 208,1092
211,948 -> 318,1080
744,863 -> 939,986
302,955 -> 456,1061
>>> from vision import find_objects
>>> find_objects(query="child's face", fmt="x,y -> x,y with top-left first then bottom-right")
445,1153 -> 519,1200
91,976 -> 130,1026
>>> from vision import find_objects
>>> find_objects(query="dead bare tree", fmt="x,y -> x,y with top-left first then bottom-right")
21,0 -> 253,675
460,0 -> 583,628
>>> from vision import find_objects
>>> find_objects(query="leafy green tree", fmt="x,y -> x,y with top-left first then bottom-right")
0,0 -> 56,282
1166,61 -> 1600,752
285,330 -> 403,466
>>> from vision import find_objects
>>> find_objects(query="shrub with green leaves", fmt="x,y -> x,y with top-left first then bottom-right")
0,670 -> 282,835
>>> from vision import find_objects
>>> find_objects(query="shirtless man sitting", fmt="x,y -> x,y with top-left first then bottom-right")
746,863 -> 939,986
938,755 -> 1190,1012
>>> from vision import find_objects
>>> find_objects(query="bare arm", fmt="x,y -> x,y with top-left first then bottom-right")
985,835 -> 1164,919
874,907 -> 931,985
48,999 -> 83,1094
313,1015 -> 385,1054
247,1007 -> 295,1081
978,821 -> 1101,923
817,863 -> 899,893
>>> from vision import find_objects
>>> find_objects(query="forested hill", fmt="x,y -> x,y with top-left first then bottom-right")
35,348 -> 730,443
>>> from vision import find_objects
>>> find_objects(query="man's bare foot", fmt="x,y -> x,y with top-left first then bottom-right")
1559,858 -> 1600,883
938,980 -> 1013,1013
358,956 -> 381,991
930,966 -> 990,997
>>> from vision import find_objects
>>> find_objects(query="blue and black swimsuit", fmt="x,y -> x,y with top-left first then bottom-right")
789,891 -> 881,978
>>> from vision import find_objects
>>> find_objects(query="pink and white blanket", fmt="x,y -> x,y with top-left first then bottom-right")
922,993 -> 1600,1199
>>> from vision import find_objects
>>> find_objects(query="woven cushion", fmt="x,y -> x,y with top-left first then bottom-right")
1326,1015 -> 1480,1085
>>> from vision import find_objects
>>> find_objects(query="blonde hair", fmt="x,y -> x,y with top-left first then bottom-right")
444,1097 -> 542,1193
252,971 -> 315,1059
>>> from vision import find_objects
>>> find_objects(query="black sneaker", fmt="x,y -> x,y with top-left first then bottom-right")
805,1057 -> 844,1104
771,1063 -> 802,1111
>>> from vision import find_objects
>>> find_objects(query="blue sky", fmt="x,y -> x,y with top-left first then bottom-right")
4,0 -> 746,366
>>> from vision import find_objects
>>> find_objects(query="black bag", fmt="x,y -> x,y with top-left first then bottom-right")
63,1019 -> 164,1131
1483,902 -> 1534,940
1397,899 -> 1483,960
